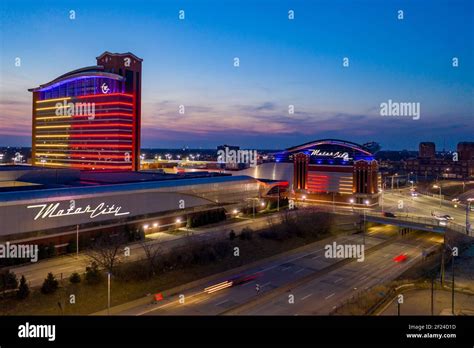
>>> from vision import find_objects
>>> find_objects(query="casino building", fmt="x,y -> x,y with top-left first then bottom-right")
236,139 -> 381,206
0,166 -> 282,248
29,52 -> 142,171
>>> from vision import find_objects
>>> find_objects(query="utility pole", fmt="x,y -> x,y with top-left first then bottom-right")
107,272 -> 111,315
431,276 -> 434,316
76,224 -> 79,259
452,254 -> 455,315
277,186 -> 280,212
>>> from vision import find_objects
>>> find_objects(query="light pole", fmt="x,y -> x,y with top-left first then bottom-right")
107,272 -> 111,315
445,244 -> 456,315
363,199 -> 369,245
76,224 -> 79,259
467,199 -> 473,235
277,185 -> 280,212
433,184 -> 442,208
380,190 -> 384,213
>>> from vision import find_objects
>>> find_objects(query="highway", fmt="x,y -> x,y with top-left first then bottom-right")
111,226 -> 443,316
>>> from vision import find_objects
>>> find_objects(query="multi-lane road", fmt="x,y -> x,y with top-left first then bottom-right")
108,226 -> 443,316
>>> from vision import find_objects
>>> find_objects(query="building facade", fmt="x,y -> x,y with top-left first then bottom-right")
236,139 -> 381,206
29,52 -> 142,171
405,142 -> 474,179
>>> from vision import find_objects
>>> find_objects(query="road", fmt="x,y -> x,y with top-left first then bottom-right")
111,227 -> 442,316
9,214 -> 279,287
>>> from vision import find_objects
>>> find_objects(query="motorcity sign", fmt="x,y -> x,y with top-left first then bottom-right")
309,149 -> 351,161
27,200 -> 130,220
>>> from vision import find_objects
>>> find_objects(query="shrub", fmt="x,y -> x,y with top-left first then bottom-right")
41,273 -> 59,294
69,272 -> 81,284
229,230 -> 236,240
239,227 -> 253,240
85,262 -> 102,285
1,270 -> 18,295
17,275 -> 29,299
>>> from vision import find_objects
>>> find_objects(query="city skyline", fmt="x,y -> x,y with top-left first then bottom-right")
1,0 -> 473,150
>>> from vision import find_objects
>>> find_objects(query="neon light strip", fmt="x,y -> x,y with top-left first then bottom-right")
36,116 -> 72,120
35,144 -> 68,147
69,134 -> 132,138
36,102 -> 133,111
37,113 -> 133,120
36,97 -> 71,104
36,135 -> 70,138
36,125 -> 71,129
38,162 -> 69,167
73,113 -> 133,118
77,93 -> 134,99
69,144 -> 132,148
71,123 -> 132,128
71,164 -> 133,170
36,153 -> 67,157
71,154 -> 130,159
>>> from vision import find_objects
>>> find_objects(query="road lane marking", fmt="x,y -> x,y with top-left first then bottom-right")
325,293 -> 335,300
301,293 -> 313,301
215,299 -> 230,307
334,277 -> 343,284
295,268 -> 305,274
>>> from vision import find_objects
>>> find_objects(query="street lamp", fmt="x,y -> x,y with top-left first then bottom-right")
363,200 -> 370,245
349,198 -> 354,212
107,272 -> 111,315
445,244 -> 456,315
467,198 -> 473,235
433,184 -> 442,207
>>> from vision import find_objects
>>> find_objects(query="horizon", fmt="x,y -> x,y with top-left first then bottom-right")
1,0 -> 473,150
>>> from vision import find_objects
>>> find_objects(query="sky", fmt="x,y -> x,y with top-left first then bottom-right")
0,0 -> 473,150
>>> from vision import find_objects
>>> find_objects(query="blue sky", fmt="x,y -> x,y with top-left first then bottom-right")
0,0 -> 473,150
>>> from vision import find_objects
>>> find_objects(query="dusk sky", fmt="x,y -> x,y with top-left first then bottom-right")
0,0 -> 473,150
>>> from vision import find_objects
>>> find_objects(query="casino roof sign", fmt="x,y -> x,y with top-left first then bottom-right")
275,139 -> 374,165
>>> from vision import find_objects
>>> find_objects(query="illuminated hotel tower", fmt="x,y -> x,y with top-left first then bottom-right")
29,52 -> 142,170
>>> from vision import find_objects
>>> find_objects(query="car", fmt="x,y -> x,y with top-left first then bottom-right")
442,215 -> 454,221
383,212 -> 396,218
393,254 -> 408,262
410,191 -> 419,197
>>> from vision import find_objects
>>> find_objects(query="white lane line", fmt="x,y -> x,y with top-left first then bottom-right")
295,268 -> 305,274
325,293 -> 335,300
334,277 -> 343,284
281,266 -> 292,271
359,275 -> 367,280
242,281 -> 254,287
312,255 -> 321,259
215,299 -> 230,307
261,282 -> 271,288
301,293 -> 313,301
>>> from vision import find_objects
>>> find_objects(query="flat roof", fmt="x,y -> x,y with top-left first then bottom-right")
0,175 -> 257,203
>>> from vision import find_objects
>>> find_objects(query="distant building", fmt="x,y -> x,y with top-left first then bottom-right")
419,142 -> 436,159
405,142 -> 474,179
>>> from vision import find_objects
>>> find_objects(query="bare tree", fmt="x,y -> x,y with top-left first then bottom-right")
140,240 -> 162,277
86,233 -> 128,274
